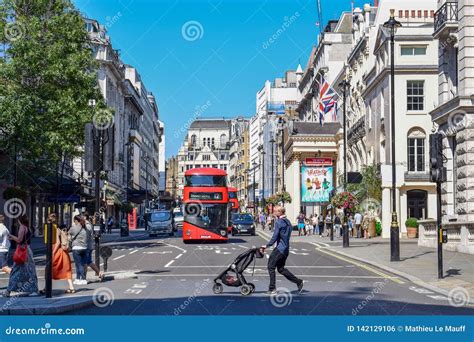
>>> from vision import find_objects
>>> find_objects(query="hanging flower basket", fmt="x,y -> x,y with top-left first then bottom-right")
3,186 -> 28,201
330,191 -> 358,214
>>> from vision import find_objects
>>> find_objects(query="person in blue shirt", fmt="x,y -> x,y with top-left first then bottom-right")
261,206 -> 303,295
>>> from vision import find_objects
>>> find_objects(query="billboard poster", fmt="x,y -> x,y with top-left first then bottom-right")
301,166 -> 334,203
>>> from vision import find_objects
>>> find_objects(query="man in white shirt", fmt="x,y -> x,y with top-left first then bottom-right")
354,212 -> 363,238
0,214 -> 11,274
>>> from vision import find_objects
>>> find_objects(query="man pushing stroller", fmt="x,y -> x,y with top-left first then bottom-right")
261,205 -> 304,295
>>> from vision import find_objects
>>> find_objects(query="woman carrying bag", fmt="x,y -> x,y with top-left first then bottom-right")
3,215 -> 39,297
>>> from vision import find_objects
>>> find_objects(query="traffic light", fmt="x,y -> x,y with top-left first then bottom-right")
429,133 -> 446,183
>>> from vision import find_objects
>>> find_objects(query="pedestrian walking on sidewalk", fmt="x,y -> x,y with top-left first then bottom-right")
297,212 -> 306,236
324,212 -> 332,237
262,206 -> 303,295
354,212 -> 362,238
0,215 -> 11,275
83,213 -> 103,281
334,214 -> 342,238
318,214 -> 324,236
50,224 -> 75,294
311,215 -> 319,235
69,215 -> 89,285
348,215 -> 354,237
4,215 -> 38,297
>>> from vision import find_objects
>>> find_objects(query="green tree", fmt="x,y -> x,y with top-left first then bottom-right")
0,0 -> 104,188
347,164 -> 382,204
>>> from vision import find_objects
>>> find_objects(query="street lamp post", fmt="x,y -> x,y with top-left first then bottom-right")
383,9 -> 402,262
278,118 -> 286,197
252,161 -> 257,217
259,146 -> 266,210
339,79 -> 350,248
269,138 -> 275,196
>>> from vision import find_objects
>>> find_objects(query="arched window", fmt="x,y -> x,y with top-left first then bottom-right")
220,134 -> 227,148
407,127 -> 426,172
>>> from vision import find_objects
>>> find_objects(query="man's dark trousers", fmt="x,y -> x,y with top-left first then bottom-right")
268,249 -> 301,291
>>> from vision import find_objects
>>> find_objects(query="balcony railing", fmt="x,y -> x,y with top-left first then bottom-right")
434,1 -> 458,34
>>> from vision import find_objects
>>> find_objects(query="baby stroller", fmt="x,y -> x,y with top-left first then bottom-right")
213,247 -> 264,296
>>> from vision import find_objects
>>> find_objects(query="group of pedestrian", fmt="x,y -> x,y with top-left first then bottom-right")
259,211 -> 276,231
293,211 -> 371,239
0,212 -> 103,298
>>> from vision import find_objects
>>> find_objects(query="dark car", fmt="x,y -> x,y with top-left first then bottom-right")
231,214 -> 256,236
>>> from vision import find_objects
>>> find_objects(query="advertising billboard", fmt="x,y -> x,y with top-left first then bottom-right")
301,166 -> 334,203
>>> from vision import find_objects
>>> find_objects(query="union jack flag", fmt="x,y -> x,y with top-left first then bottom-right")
318,76 -> 338,126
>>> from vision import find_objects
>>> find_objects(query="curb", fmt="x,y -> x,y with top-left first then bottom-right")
1,296 -> 93,315
87,271 -> 138,283
320,246 -> 474,305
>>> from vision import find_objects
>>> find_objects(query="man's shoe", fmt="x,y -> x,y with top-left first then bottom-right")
266,289 -> 277,295
297,280 -> 304,293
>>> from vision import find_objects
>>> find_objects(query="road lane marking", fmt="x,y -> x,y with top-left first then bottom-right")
144,251 -> 173,254
113,255 -> 125,261
129,249 -> 139,255
167,265 -> 353,268
164,260 -> 175,268
175,253 -> 183,259
138,274 -> 393,279
162,242 -> 186,253
310,243 -> 404,284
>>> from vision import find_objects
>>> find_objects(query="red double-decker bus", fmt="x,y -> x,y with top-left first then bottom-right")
183,168 -> 230,243
228,187 -> 239,213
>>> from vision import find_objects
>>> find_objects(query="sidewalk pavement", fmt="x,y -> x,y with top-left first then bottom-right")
0,229 -> 145,315
257,225 -> 474,304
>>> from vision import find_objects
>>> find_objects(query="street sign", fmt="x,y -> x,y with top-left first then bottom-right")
304,157 -> 332,166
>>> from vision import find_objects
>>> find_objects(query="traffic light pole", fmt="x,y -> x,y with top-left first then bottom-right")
437,180 -> 443,279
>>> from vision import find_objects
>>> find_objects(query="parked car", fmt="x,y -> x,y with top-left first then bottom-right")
148,210 -> 174,237
231,214 -> 256,236
173,211 -> 184,231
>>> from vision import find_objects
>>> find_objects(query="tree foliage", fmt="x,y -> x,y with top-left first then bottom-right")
0,0 -> 104,186
347,165 -> 382,203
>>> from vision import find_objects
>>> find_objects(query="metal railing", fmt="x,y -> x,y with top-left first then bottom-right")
434,1 -> 458,33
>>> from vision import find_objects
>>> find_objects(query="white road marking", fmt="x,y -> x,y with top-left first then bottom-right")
175,253 -> 183,259
180,279 -> 186,281
164,260 -> 175,268
162,241 -> 187,253
125,273 -> 397,279
144,251 -> 173,255
129,249 -> 139,255
290,251 -> 309,256
113,255 -> 125,261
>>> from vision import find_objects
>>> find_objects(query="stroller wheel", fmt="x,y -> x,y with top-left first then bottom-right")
240,284 -> 252,296
213,283 -> 223,294
248,283 -> 255,293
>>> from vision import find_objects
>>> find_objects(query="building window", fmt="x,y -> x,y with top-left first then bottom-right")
407,81 -> 424,111
191,134 -> 196,146
203,155 -> 210,161
407,128 -> 426,172
401,46 -> 427,56
220,134 -> 227,148
220,154 -> 225,160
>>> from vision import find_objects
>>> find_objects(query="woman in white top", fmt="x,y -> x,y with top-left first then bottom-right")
0,214 -> 11,274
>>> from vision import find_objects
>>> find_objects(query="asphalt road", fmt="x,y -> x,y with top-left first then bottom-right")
58,229 -> 474,315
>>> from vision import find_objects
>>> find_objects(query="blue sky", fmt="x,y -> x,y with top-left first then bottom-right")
74,0 -> 367,158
